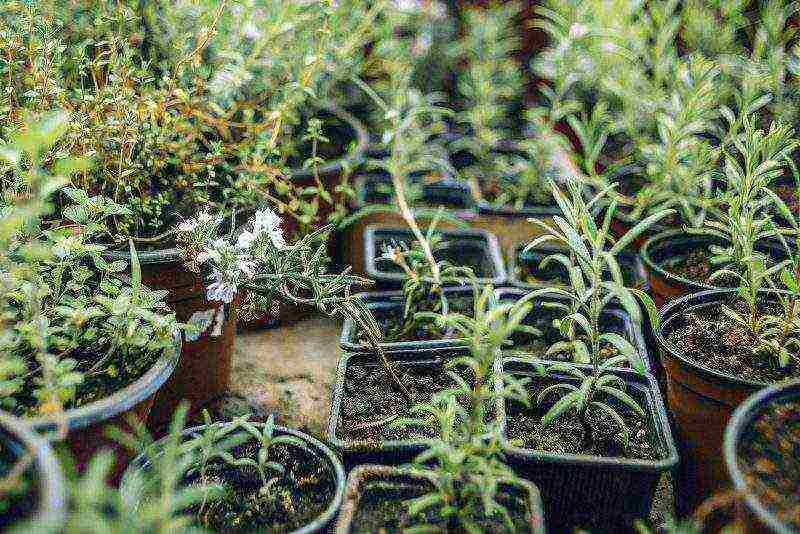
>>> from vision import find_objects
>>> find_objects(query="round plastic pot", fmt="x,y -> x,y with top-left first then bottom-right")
364,225 -> 506,290
641,230 -> 790,308
471,199 -> 561,260
494,287 -> 652,374
27,333 -> 180,476
0,411 -> 66,531
495,357 -> 678,533
123,421 -> 345,534
339,288 -> 474,353
339,173 -> 476,276
105,247 -> 237,429
327,348 -> 459,470
334,464 -> 547,534
724,379 -> 800,534
655,288 -> 788,516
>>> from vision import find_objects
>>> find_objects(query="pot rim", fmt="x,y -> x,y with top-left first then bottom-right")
288,101 -> 369,181
656,287 -> 795,389
724,379 -> 800,534
494,356 -> 679,472
335,464 -> 546,534
364,225 -> 507,286
640,230 -> 722,293
0,410 -> 66,530
26,331 -> 181,433
124,421 -> 346,534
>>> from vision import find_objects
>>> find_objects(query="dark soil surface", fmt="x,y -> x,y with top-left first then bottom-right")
737,398 -> 800,531
660,245 -> 730,285
350,476 -> 533,533
336,356 -> 475,442
374,237 -> 495,279
665,298 -> 800,383
356,296 -> 473,344
504,374 -> 662,461
187,439 -> 335,533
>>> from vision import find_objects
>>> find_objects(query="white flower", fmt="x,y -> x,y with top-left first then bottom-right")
243,21 -> 263,40
395,0 -> 421,13
236,258 -> 257,279
236,229 -> 257,249
177,218 -> 198,233
252,209 -> 286,248
206,278 -> 237,304
569,23 -> 589,39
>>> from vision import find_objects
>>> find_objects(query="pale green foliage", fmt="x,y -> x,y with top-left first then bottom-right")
694,115 -> 799,367
525,179 -> 671,442
394,284 -> 534,532
0,114 -> 181,417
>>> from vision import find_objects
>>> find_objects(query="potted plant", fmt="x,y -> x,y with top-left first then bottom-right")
0,411 -> 66,532
123,409 -> 346,533
0,115 -> 182,470
334,464 -> 545,534
655,118 -> 800,514
328,283 -> 535,468
724,379 -> 800,534
3,0 -> 381,424
494,178 -> 677,531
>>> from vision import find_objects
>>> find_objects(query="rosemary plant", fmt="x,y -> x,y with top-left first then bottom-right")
526,179 -> 672,443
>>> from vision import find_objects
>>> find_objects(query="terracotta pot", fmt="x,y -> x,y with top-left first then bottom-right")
655,289 -> 785,516
724,379 -> 800,534
106,247 -> 236,429
0,411 -> 66,530
27,333 -> 180,476
334,464 -> 547,534
641,231 -> 791,307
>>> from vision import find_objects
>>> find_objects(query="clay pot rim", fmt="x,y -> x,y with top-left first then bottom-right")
494,356 -> 679,472
334,464 -> 546,534
25,331 -> 180,433
640,229 -> 721,293
724,379 -> 800,534
123,421 -> 346,534
0,410 -> 67,530
656,287 -> 795,389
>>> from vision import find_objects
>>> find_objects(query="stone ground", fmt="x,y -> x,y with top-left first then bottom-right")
207,312 -> 675,527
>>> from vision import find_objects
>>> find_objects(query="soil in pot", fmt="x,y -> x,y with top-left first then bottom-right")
515,246 -> 646,290
374,238 -> 496,280
349,475 -> 533,533
336,354 -> 477,443
185,439 -> 336,532
356,294 -> 473,344
505,374 -> 662,461
663,297 -> 800,384
735,397 -> 800,531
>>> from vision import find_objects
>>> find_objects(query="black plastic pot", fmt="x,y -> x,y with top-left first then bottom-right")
655,288 -> 792,516
364,226 -> 506,290
509,243 -> 648,291
0,411 -> 66,531
471,198 -> 562,260
640,230 -> 790,307
327,348 -> 459,469
339,288 -> 475,352
495,357 -> 678,533
494,287 -> 652,374
27,332 -> 180,475
334,464 -> 547,534
724,379 -> 800,534
339,174 -> 476,275
123,421 -> 346,534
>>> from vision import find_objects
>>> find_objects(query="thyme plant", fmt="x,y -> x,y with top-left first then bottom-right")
526,179 -> 672,443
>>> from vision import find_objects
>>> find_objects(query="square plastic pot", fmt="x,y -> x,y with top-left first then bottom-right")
495,357 -> 678,533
